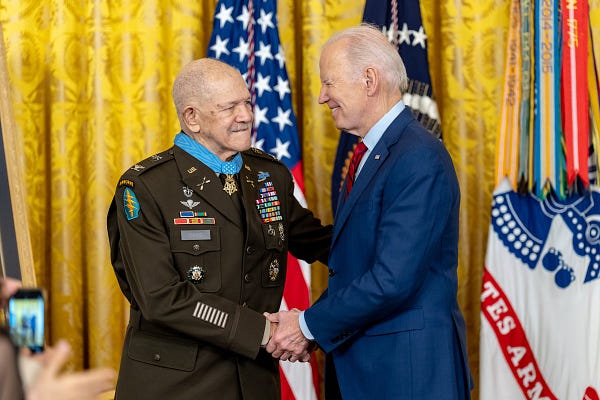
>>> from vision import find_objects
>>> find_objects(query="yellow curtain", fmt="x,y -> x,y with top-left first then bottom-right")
1,1 -> 600,399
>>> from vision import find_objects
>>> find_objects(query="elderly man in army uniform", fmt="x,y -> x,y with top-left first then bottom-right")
107,58 -> 331,400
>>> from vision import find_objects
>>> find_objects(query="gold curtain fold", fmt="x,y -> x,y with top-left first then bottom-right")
1,0 -> 599,398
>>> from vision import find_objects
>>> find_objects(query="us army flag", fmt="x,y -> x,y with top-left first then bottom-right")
480,179 -> 600,399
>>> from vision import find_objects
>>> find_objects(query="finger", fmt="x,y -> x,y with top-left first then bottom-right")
40,340 -> 71,379
265,341 -> 277,354
263,312 -> 279,323
61,368 -> 116,399
300,352 -> 311,363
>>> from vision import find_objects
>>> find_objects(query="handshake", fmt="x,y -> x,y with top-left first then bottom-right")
263,309 -> 318,363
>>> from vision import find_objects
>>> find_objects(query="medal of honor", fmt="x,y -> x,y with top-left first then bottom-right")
223,174 -> 238,195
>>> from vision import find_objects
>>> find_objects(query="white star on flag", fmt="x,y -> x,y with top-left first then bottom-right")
209,36 -> 230,58
255,42 -> 274,65
272,107 -> 293,132
273,76 -> 290,100
270,137 -> 291,160
215,4 -> 234,28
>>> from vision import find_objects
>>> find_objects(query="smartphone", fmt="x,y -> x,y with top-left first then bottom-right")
7,289 -> 45,353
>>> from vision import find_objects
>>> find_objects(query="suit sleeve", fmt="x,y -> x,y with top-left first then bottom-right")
107,176 -> 265,360
304,140 -> 459,353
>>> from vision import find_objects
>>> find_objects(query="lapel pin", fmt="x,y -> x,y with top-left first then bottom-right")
196,176 -> 211,191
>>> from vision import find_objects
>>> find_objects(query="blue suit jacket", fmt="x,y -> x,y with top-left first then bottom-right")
305,109 -> 472,399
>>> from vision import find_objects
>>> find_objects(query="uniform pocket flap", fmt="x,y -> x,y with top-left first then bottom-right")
128,329 -> 198,371
364,307 -> 424,336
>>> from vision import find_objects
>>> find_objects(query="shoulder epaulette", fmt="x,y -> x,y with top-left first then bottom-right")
244,147 -> 279,163
122,148 -> 174,178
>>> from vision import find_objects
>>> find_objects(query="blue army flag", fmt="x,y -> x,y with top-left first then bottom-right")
330,0 -> 441,213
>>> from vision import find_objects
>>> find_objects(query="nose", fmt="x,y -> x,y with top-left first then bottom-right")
236,102 -> 253,123
318,86 -> 328,104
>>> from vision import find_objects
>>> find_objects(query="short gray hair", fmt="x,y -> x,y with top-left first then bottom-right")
323,24 -> 408,94
172,58 -> 240,117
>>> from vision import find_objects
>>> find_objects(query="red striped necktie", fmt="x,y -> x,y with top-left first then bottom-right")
345,141 -> 368,198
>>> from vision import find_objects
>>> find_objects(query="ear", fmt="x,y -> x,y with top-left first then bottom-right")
364,66 -> 378,96
182,107 -> 201,133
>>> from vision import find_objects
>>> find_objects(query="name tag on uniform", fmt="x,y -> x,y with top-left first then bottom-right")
181,230 -> 211,241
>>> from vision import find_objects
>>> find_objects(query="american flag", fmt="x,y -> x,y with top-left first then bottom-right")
208,1 -> 319,399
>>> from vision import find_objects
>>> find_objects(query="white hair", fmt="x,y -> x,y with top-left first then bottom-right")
323,23 -> 408,94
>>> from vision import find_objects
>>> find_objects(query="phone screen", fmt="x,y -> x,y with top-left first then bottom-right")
7,289 -> 45,353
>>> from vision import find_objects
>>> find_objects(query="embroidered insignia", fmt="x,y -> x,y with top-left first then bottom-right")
223,174 -> 238,195
181,199 -> 201,209
244,164 -> 251,171
256,179 -> 282,223
151,154 -> 162,161
180,211 -> 208,217
187,265 -> 206,284
131,164 -> 145,171
183,186 -> 193,197
123,187 -> 140,220
245,176 -> 255,188
196,177 -> 210,191
118,179 -> 134,188
278,223 -> 285,242
268,259 -> 280,281
268,224 -> 276,236
192,301 -> 228,328
187,167 -> 197,174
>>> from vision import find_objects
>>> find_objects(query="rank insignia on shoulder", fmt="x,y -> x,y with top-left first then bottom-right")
118,179 -> 134,188
268,259 -> 280,281
187,265 -> 206,284
123,187 -> 140,220
131,164 -> 145,172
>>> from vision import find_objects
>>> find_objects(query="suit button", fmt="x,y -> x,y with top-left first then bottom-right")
244,273 -> 251,282
246,246 -> 255,255
328,269 -> 336,277
153,354 -> 161,361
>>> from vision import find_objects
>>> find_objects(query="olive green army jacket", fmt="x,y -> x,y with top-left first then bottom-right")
107,145 -> 331,399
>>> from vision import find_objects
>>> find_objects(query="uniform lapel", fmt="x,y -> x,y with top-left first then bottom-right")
173,146 -> 242,228
238,160 -> 260,224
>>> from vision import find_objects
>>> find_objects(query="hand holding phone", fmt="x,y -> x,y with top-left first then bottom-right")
7,288 -> 45,353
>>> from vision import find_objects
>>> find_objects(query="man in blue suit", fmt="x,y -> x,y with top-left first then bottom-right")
265,24 -> 473,399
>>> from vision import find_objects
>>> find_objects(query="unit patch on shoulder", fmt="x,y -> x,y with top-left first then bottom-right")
123,187 -> 140,220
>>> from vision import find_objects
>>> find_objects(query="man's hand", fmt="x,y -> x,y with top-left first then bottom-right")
263,309 -> 313,362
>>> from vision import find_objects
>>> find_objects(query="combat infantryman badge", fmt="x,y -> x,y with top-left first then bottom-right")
187,265 -> 206,284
